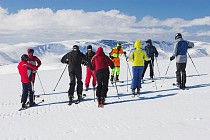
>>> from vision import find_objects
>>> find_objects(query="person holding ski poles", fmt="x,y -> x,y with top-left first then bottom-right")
27,48 -> 42,84
17,54 -> 38,109
128,40 -> 149,96
109,43 -> 126,83
91,47 -> 114,107
61,45 -> 93,105
142,39 -> 158,82
170,33 -> 194,89
84,45 -> 97,91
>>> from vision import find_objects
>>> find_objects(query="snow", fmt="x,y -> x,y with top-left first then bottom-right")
0,40 -> 210,140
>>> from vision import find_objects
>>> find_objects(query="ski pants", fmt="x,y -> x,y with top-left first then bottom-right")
131,66 -> 144,90
176,63 -> 187,86
111,66 -> 120,76
96,71 -> 109,98
85,67 -> 97,87
68,71 -> 83,98
21,82 -> 34,104
142,60 -> 154,79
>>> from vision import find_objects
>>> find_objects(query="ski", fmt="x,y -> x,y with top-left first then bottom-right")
98,104 -> 104,108
172,83 -> 189,90
18,106 -> 29,111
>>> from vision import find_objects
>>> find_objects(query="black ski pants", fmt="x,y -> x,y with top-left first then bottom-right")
96,72 -> 109,98
176,63 -> 187,86
21,82 -> 34,104
142,60 -> 154,79
68,71 -> 83,99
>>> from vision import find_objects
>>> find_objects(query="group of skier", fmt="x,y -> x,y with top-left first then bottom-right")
17,33 -> 194,109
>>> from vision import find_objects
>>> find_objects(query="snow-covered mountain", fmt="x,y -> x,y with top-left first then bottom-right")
0,40 -> 209,65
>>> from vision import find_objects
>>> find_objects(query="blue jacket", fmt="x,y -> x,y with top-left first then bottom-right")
172,38 -> 194,63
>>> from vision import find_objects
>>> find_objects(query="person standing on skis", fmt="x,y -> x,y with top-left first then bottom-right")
128,40 -> 149,96
17,54 -> 38,109
84,45 -> 97,91
142,39 -> 158,82
91,47 -> 114,107
27,48 -> 42,84
170,33 -> 194,89
61,45 -> 93,105
109,43 -> 126,83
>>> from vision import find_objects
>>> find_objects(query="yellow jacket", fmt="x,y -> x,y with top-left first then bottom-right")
129,40 -> 150,66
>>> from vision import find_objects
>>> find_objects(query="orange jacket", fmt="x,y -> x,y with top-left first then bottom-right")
110,47 -> 123,66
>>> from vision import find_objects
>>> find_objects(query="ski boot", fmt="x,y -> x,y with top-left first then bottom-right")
137,88 -> 140,97
85,86 -> 89,91
116,75 -> 119,82
110,75 -> 114,84
75,94 -> 82,104
68,96 -> 74,105
131,89 -> 135,97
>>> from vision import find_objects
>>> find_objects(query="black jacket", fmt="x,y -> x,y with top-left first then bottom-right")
61,50 -> 93,73
85,51 -> 95,61
144,45 -> 158,61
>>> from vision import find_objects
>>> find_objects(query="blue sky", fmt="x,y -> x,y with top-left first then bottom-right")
1,0 -> 210,20
0,0 -> 210,43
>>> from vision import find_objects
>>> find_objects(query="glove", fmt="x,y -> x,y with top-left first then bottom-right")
123,51 -> 126,55
110,56 -> 114,59
170,56 -> 175,61
126,57 -> 129,62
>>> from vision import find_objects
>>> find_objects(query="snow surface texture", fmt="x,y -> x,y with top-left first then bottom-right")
0,40 -> 210,140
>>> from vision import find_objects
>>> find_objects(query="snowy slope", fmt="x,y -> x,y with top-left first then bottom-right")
0,55 -> 210,140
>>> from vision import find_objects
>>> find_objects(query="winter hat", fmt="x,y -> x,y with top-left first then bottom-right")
116,43 -> 122,48
87,45 -> 92,50
28,48 -> 34,54
21,54 -> 29,61
134,40 -> 142,49
146,39 -> 152,45
97,47 -> 103,52
175,33 -> 182,40
73,45 -> 79,51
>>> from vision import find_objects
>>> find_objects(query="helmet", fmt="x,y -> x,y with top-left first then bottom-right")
175,33 -> 182,40
87,45 -> 92,50
28,48 -> 34,54
116,43 -> 122,48
146,39 -> 152,45
73,45 -> 79,51
21,54 -> 28,61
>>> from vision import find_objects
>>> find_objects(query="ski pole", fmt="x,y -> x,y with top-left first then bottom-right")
161,61 -> 171,87
151,61 -> 157,90
93,88 -> 96,102
37,72 -> 46,95
155,57 -> 161,78
53,64 -> 68,91
114,80 -> 120,99
127,61 -> 129,92
187,52 -> 200,76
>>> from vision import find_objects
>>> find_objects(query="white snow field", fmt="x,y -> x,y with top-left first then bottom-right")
0,41 -> 210,140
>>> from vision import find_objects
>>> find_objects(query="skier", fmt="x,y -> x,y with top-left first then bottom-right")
27,48 -> 42,84
91,47 -> 114,107
109,43 -> 126,83
142,39 -> 158,82
84,45 -> 97,91
61,45 -> 93,105
17,54 -> 38,109
128,40 -> 149,96
170,33 -> 194,89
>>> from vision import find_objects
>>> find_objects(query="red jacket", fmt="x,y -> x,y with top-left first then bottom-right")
17,61 -> 38,83
28,55 -> 42,68
91,47 -> 114,73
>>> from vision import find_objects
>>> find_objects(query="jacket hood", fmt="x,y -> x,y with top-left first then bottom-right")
134,40 -> 142,50
96,47 -> 105,55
